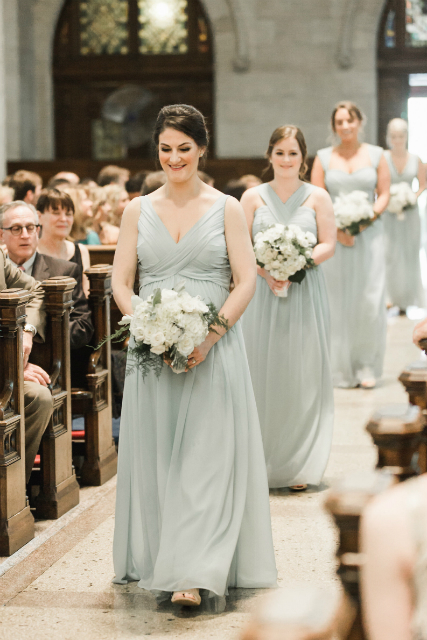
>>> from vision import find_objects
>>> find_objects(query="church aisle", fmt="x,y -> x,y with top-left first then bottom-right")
0,316 -> 421,640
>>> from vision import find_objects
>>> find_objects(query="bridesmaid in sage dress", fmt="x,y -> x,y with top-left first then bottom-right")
383,118 -> 425,311
241,125 -> 336,490
311,101 -> 390,389
111,105 -> 277,606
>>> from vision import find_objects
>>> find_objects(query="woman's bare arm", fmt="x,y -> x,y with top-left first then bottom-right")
373,154 -> 391,216
416,157 -> 426,199
111,199 -> 140,317
310,156 -> 326,189
310,188 -> 336,264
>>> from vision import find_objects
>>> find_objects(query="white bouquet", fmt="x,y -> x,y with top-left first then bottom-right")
387,182 -> 417,220
96,282 -> 228,377
333,190 -> 375,236
254,223 -> 316,297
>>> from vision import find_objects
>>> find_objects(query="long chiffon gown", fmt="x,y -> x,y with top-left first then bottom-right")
383,151 -> 424,310
241,183 -> 334,489
113,194 -> 277,597
316,144 -> 387,388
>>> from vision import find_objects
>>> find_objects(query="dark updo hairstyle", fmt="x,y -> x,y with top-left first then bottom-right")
331,101 -> 365,132
264,125 -> 309,181
153,104 -> 209,164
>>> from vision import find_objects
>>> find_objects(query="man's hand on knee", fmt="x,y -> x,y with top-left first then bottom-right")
22,331 -> 33,367
24,363 -> 50,387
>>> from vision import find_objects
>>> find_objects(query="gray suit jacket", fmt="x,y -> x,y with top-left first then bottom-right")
31,252 -> 94,350
0,247 -> 46,339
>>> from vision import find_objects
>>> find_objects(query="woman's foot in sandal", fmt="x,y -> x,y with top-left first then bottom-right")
290,484 -> 307,492
171,588 -> 201,607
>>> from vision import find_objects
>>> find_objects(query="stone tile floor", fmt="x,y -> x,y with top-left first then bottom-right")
0,315 -> 422,639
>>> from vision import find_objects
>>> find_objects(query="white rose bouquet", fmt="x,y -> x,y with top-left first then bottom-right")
96,281 -> 228,377
254,223 -> 317,297
333,190 -> 375,236
387,182 -> 417,220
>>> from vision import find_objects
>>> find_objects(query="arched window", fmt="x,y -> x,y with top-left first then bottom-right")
377,0 -> 427,147
54,0 -> 213,159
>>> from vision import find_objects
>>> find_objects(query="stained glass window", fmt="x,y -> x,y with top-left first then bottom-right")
80,0 -> 129,55
138,0 -> 188,54
406,0 -> 427,47
385,10 -> 396,47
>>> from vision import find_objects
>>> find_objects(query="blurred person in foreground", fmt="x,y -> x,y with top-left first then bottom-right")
36,188 -> 91,296
0,204 -> 53,482
97,165 -> 130,187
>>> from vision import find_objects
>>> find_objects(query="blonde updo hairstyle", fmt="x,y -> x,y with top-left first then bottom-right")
386,118 -> 408,148
265,125 -> 309,181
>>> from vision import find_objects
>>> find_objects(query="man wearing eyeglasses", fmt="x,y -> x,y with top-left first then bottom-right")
0,204 -> 53,483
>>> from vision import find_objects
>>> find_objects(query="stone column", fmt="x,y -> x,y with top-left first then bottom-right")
0,0 -> 7,178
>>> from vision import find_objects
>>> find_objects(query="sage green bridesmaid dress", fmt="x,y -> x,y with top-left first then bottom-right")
241,183 -> 334,489
113,194 -> 277,597
316,144 -> 387,388
383,151 -> 424,310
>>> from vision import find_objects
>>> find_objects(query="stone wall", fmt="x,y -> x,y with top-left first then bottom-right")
1,0 -> 387,166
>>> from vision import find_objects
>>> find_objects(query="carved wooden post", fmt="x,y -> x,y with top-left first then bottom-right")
366,404 -> 424,481
73,265 -> 117,486
0,289 -> 34,555
324,471 -> 394,640
399,361 -> 427,473
30,276 -> 80,518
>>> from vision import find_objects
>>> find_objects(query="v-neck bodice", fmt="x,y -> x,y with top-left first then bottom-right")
251,182 -> 319,241
136,193 -> 231,293
385,150 -> 419,186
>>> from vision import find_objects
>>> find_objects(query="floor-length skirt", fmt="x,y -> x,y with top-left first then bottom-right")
242,269 -> 334,488
113,276 -> 277,596
383,206 -> 424,309
322,218 -> 387,387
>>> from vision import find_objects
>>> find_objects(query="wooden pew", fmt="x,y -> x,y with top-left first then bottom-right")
366,404 -> 424,481
72,265 -> 117,485
324,471 -> 394,640
0,288 -> 35,555
29,276 -> 80,519
399,360 -> 427,473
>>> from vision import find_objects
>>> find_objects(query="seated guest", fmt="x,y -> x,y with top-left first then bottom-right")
198,170 -> 215,186
223,178 -> 247,201
50,171 -> 80,186
79,178 -> 98,191
89,187 -> 119,244
0,185 -> 14,205
47,177 -> 73,189
9,170 -> 43,205
361,475 -> 427,640
104,184 -> 130,227
240,174 -> 262,189
63,186 -> 99,245
125,171 -> 150,200
1,201 -> 93,351
36,188 -> 91,297
141,170 -> 167,195
0,214 -> 52,482
97,165 -> 130,187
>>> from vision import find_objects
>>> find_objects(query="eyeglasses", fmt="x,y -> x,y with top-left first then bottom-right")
1,224 -> 41,236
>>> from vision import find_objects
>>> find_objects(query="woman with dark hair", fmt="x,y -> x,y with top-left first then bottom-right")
311,101 -> 390,389
111,104 -> 277,606
241,125 -> 336,491
36,188 -> 91,296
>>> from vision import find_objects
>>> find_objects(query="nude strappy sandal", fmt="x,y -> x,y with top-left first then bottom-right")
171,588 -> 201,607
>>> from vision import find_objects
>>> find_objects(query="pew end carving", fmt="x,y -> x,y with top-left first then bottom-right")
0,288 -> 34,555
30,276 -> 80,519
324,471 -> 394,640
72,265 -> 117,486
366,404 -> 424,481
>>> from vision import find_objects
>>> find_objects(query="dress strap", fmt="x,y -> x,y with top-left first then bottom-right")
317,147 -> 333,172
367,144 -> 384,170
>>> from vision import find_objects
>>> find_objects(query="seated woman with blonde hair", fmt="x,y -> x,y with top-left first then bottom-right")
103,183 -> 130,227
89,187 -> 120,245
63,186 -> 100,245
